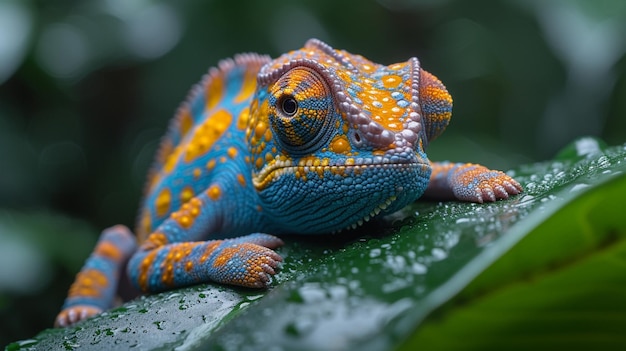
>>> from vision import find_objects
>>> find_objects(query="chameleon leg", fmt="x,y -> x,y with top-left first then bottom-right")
127,186 -> 284,293
55,225 -> 136,327
128,233 -> 283,293
424,162 -> 523,203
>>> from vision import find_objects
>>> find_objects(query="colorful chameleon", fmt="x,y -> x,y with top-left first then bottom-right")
55,39 -> 522,327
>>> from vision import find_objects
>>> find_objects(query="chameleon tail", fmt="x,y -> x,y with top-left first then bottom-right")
55,225 -> 137,327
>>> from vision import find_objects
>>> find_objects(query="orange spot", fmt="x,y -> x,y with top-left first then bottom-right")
234,67 -> 258,103
142,232 -> 168,250
178,108 -> 194,136
207,159 -> 216,170
237,174 -> 246,186
206,74 -> 224,111
212,247 -> 237,268
184,109 -> 232,163
95,242 -> 122,261
227,147 -> 238,159
157,242 -> 198,287
207,184 -> 222,200
161,263 -> 174,286
254,121 -> 267,139
180,186 -> 195,203
237,109 -> 249,130
155,188 -> 172,217
68,269 -> 109,298
193,168 -> 202,179
382,74 -> 402,89
200,241 -> 221,263
429,161 -> 456,180
163,145 -> 184,173
138,251 -> 157,291
172,198 -> 203,229
329,135 -> 351,154
178,215 -> 191,227
220,156 -> 227,163
138,211 -> 152,242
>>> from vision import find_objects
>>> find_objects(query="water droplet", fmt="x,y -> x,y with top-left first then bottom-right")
369,248 -> 381,258
411,262 -> 427,274
431,248 -> 447,261
570,183 -> 589,192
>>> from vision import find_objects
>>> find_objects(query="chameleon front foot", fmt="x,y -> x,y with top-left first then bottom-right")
208,234 -> 284,288
450,164 -> 523,203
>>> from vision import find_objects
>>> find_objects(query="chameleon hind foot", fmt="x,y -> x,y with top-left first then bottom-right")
54,305 -> 103,328
55,225 -> 136,327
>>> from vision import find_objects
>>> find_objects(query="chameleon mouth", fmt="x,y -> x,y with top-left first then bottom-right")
252,158 -> 423,191
343,195 -> 398,231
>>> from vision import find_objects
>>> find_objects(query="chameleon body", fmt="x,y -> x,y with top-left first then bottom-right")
55,39 -> 522,327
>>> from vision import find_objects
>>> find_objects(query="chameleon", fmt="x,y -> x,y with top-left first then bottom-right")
55,38 -> 522,327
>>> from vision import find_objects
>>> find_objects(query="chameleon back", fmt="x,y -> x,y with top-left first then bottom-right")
135,54 -> 271,241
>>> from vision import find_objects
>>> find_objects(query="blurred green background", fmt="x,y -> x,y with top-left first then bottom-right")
1,0 -> 625,346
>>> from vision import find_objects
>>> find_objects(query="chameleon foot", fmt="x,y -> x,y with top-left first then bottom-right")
54,305 -> 102,327
451,164 -> 523,203
208,234 -> 284,288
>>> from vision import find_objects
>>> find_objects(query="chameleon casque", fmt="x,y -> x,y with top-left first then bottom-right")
55,39 -> 522,327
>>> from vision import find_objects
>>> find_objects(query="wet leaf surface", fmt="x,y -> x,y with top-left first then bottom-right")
7,138 -> 626,351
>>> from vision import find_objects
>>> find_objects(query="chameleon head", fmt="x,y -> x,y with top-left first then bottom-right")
246,39 -> 453,234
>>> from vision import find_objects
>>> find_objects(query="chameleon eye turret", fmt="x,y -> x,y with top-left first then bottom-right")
56,39 -> 521,327
267,66 -> 335,155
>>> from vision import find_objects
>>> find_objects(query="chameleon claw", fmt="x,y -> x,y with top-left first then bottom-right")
480,174 -> 522,202
253,262 -> 280,287
503,179 -> 523,195
451,167 -> 522,203
481,187 -> 496,202
492,184 -> 508,199
54,305 -> 103,327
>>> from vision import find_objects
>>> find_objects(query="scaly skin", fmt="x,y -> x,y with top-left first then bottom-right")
55,39 -> 522,327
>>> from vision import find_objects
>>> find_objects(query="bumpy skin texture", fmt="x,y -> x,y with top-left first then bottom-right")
55,39 -> 522,327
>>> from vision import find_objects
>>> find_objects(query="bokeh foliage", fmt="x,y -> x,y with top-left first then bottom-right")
1,0 -> 625,347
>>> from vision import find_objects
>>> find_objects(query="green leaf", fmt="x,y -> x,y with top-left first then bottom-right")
6,138 -> 626,351
399,150 -> 626,350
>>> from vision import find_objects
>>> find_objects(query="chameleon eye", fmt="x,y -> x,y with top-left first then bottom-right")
278,95 -> 298,117
268,67 -> 334,155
